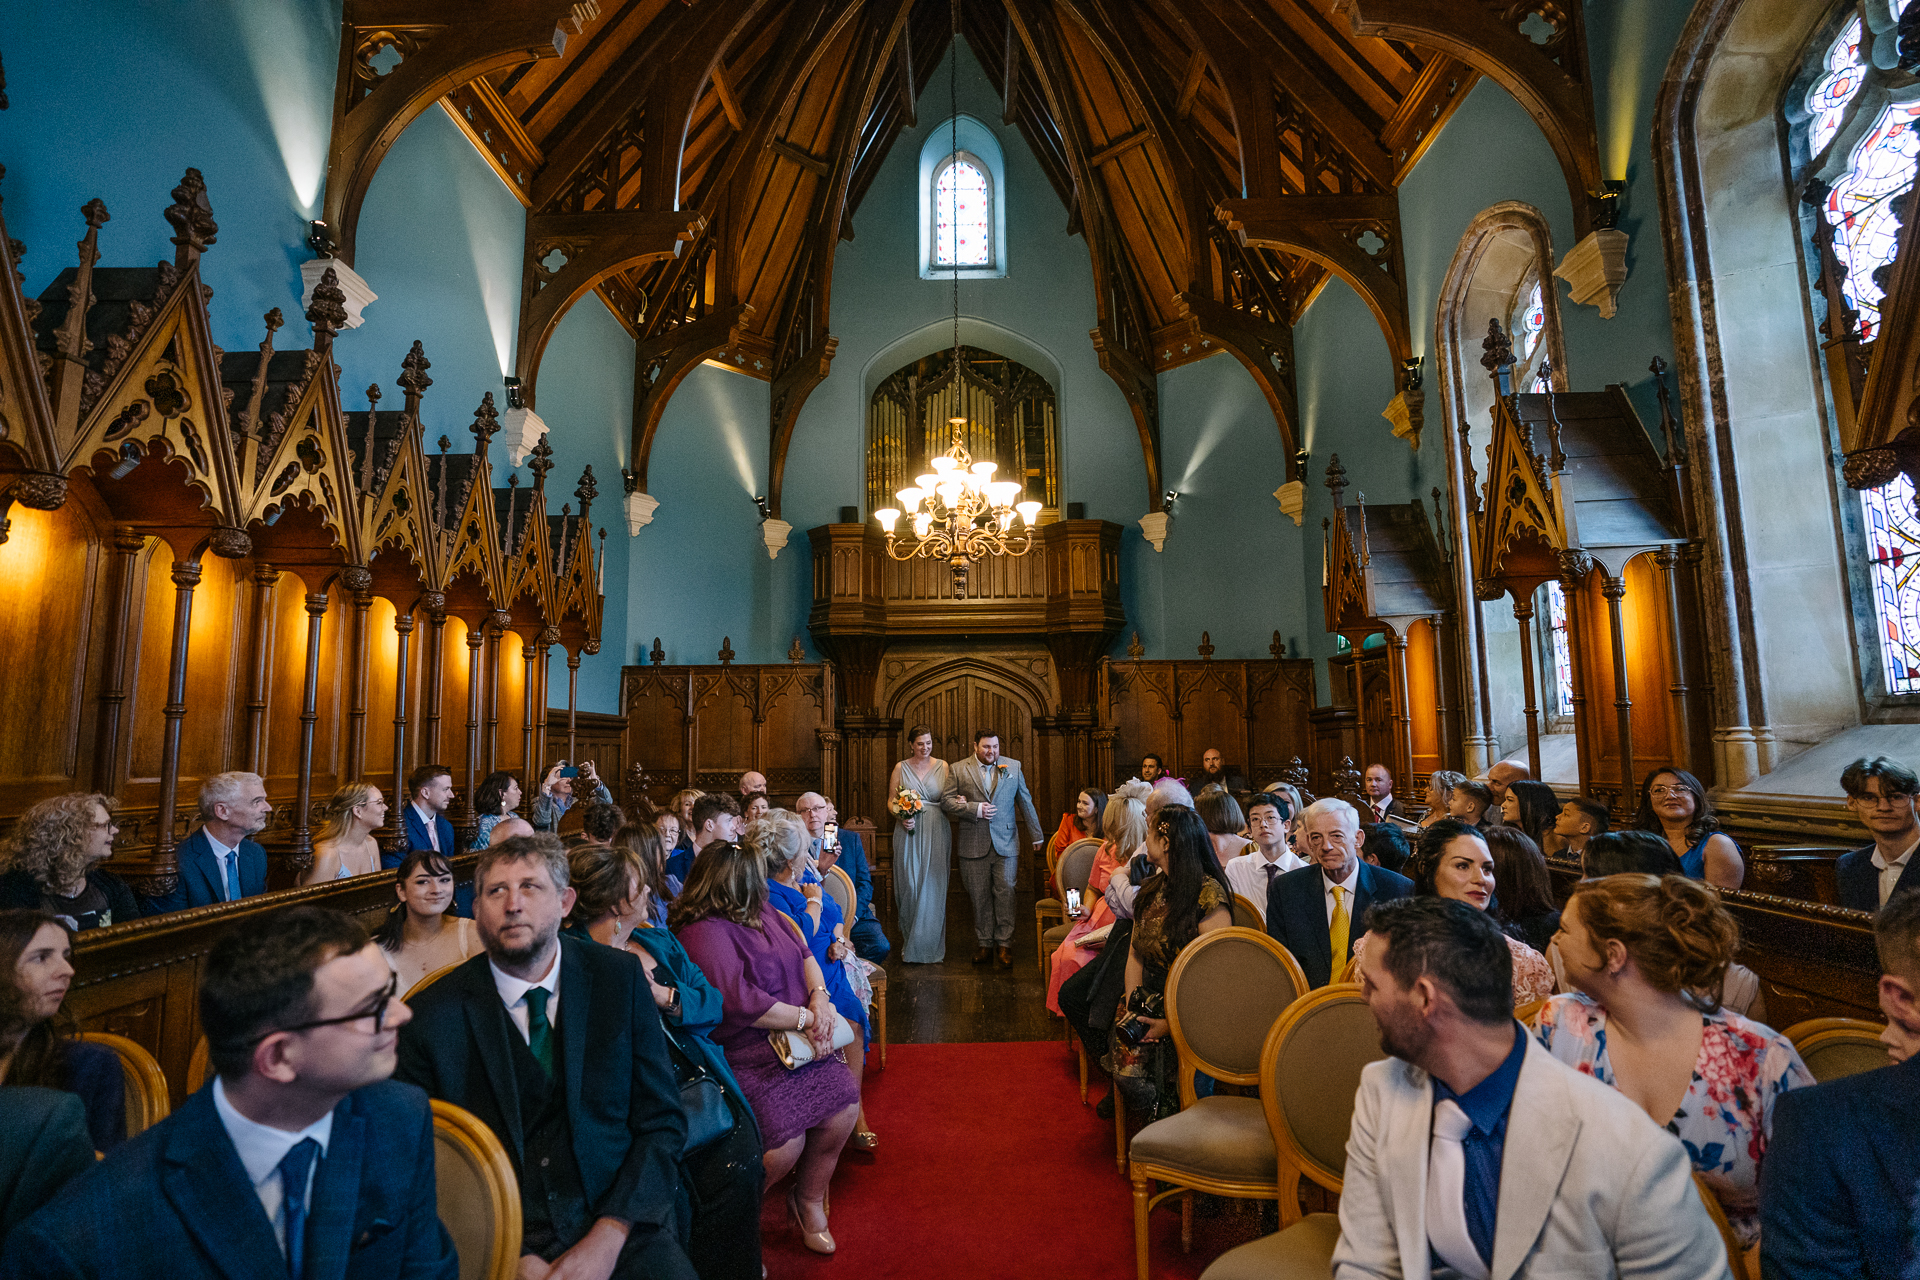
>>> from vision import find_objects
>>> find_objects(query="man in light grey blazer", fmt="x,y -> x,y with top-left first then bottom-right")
942,729 -> 1044,968
1334,897 -> 1728,1280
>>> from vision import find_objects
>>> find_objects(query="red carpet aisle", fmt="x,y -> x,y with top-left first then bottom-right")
757,1041 -> 1266,1279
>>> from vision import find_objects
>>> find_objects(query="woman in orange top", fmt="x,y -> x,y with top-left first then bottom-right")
1046,788 -> 1105,894
1046,784 -> 1146,1015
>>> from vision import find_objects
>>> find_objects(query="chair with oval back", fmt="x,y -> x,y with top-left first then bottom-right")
823,863 -> 887,1070
1784,1017 -> 1891,1082
1692,1170 -> 1754,1280
1036,838 -> 1103,978
1229,893 -> 1262,930
76,1032 -> 170,1138
1038,839 -> 1103,979
406,959 -> 469,1001
1198,985 -> 1388,1280
1127,926 -> 1310,1280
432,1098 -> 523,1280
186,1034 -> 212,1095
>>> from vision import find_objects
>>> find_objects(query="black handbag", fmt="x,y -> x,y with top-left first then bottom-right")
662,1025 -> 735,1155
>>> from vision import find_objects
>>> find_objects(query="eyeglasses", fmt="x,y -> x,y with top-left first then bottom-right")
1647,785 -> 1691,799
241,973 -> 400,1046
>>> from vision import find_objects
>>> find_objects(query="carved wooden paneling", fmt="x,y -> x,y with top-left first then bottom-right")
1100,658 -> 1316,791
1574,553 -> 1678,805
542,708 -> 625,791
1247,663 -> 1317,786
0,502 -> 105,798
620,664 -> 831,812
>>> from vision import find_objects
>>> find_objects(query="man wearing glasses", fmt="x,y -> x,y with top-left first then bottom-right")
395,835 -> 698,1280
1837,756 -> 1920,912
2,907 -> 455,1279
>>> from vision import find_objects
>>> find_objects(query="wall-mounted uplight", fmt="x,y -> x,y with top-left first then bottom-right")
1163,490 -> 1179,510
504,376 -> 525,410
752,494 -> 772,520
306,219 -> 335,257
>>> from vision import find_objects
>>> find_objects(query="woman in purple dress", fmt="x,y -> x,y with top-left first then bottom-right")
672,840 -> 858,1256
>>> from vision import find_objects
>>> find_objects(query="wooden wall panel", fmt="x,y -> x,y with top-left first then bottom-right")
362,598 -> 401,784
263,578 -> 346,804
0,503 -> 102,798
437,616 -> 473,785
1407,620 -> 1441,780
1247,664 -> 1316,785
690,672 -> 756,780
1579,554 -> 1679,800
620,665 -> 828,812
1177,667 -> 1248,782
493,631 -> 531,775
126,550 -> 244,816
1102,659 -> 1316,791
761,668 -> 827,800
623,672 -> 689,783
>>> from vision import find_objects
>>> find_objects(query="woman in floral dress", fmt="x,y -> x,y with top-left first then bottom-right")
1537,872 -> 1812,1247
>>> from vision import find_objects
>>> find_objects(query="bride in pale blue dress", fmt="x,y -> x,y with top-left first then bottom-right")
889,726 -> 952,963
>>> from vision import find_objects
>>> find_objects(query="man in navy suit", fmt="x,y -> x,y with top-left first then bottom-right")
145,771 -> 273,914
1,906 -> 456,1280
392,764 -> 458,869
1760,890 -> 1920,1279
1265,797 -> 1414,987
395,836 -> 698,1280
1835,756 -> 1920,913
800,793 -> 890,963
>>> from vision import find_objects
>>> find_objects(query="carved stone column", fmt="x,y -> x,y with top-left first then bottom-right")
291,590 -> 330,871
242,563 -> 279,774
390,609 -> 415,854
1601,573 -> 1636,806
154,557 -> 204,862
93,528 -> 148,795
1558,552 -> 1595,796
344,568 -> 374,783
1511,593 -> 1542,781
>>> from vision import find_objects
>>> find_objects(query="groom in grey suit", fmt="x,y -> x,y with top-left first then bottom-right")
943,729 -> 1044,968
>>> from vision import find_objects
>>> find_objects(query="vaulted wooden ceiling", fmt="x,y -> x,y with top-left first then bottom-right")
323,0 -> 1603,515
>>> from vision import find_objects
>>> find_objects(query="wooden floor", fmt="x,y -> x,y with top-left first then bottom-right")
876,864 -> 1059,1045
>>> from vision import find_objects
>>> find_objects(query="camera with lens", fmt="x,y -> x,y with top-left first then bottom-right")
1113,987 -> 1166,1047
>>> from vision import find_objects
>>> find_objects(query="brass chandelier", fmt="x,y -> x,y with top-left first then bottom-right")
872,25 -> 1040,599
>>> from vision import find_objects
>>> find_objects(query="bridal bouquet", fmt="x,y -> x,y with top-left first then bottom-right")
888,789 -> 923,819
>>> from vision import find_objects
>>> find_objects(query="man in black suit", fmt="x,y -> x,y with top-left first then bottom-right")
395,835 -> 696,1280
1360,763 -> 1407,824
1265,797 -> 1414,987
1835,756 -> 1920,913
1760,890 -> 1920,1279
1197,748 -> 1251,800
2,906 -> 456,1279
145,772 -> 273,914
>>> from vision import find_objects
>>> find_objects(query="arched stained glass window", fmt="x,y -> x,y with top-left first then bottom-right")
1543,580 -> 1575,718
1863,475 -> 1920,693
1822,99 -> 1920,342
933,154 -> 993,268
1807,15 -> 1866,158
1519,282 -> 1554,391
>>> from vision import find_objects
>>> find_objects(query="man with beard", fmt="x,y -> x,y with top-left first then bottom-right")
147,771 -> 274,912
395,835 -> 697,1280
1332,896 -> 1725,1279
1198,748 -> 1250,800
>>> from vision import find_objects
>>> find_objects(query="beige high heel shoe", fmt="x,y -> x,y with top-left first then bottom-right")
788,1187 -> 835,1255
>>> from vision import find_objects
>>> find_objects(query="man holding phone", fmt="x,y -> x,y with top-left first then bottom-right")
797,794 -> 889,963
533,759 -> 612,833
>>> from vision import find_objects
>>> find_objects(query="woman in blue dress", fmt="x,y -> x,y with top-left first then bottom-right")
751,811 -> 877,1152
1632,768 -> 1745,889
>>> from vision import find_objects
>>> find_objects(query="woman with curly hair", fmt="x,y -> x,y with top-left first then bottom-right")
301,782 -> 388,884
0,794 -> 138,931
0,909 -> 126,1151
470,771 -> 534,850
1539,873 -> 1811,1245
1420,770 -> 1464,828
1632,767 -> 1745,889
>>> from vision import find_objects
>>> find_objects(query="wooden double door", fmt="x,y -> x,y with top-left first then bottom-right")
893,664 -> 1041,770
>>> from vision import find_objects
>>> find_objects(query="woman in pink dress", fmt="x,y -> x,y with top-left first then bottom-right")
1046,783 -> 1148,1015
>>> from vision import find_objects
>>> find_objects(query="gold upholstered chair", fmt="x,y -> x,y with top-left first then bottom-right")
431,1099 -> 522,1280
1035,838 -> 1102,978
1784,1016 -> 1892,1082
1229,893 -> 1262,930
186,1034 -> 212,1095
76,1032 -> 171,1138
406,959 -> 469,1001
823,862 -> 887,1069
1694,1171 -> 1754,1280
1199,984 -> 1386,1280
1127,927 -> 1309,1280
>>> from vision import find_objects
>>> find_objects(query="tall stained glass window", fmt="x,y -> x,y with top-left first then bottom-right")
1543,580 -> 1575,717
1863,476 -> 1920,694
1519,282 -> 1553,392
1807,16 -> 1866,159
1822,100 -> 1920,341
933,155 -> 992,268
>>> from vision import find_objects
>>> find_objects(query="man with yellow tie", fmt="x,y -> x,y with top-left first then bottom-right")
1263,797 -> 1414,987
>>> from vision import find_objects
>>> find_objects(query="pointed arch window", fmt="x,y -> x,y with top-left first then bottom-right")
933,153 -> 994,268
1543,580 -> 1575,718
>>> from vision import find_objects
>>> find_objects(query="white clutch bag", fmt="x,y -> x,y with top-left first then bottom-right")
1077,923 -> 1114,950
768,1009 -> 857,1069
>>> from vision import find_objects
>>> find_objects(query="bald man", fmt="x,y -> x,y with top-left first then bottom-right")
1486,760 -> 1529,807
796,792 -> 889,962
738,771 -> 767,797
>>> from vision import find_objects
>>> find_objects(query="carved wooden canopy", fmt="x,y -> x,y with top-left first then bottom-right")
1322,483 -> 1450,641
317,0 -> 1611,518
1469,380 -> 1684,596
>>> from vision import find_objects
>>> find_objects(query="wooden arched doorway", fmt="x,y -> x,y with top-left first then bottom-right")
885,658 -> 1049,770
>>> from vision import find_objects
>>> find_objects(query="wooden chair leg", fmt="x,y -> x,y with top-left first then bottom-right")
873,973 -> 888,1071
1077,1039 -> 1088,1103
1181,1191 -> 1193,1253
1278,1164 -> 1302,1228
1132,1171 -> 1152,1280
1114,1086 -> 1127,1172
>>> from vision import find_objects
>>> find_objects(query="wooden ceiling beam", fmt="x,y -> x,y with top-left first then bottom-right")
711,65 -> 747,131
1333,0 -> 1604,236
1002,13 -> 1021,126
1175,50 -> 1208,121
767,137 -> 832,179
896,20 -> 918,128
1087,127 -> 1151,169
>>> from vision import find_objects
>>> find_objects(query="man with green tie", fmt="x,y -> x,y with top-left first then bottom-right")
395,836 -> 697,1280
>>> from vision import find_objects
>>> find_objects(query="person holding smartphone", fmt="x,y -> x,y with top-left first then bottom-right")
532,758 -> 612,833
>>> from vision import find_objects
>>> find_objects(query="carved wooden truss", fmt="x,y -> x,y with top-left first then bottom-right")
1465,326 -> 1692,796
0,168 -> 604,651
316,0 -> 1608,514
